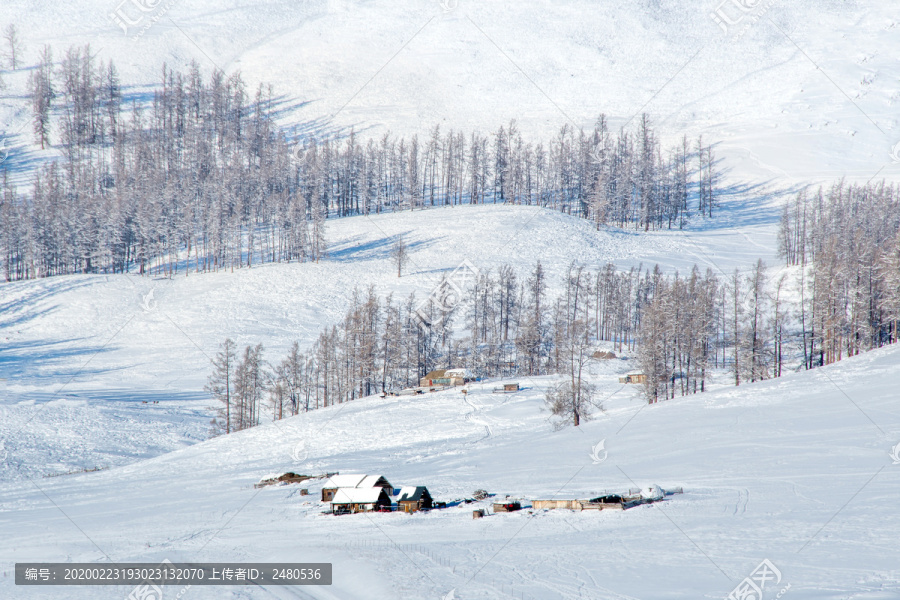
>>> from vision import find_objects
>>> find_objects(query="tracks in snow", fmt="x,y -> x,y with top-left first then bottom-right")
463,392 -> 493,442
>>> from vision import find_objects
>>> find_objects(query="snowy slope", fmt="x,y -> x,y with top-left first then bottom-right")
2,203 -> 774,481
0,336 -> 898,599
1,0 -> 899,187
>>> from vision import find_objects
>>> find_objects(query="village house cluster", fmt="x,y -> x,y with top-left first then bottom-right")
321,474 -> 435,515
258,470 -> 681,518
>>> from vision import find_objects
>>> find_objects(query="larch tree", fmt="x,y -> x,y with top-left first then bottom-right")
206,338 -> 237,434
28,46 -> 54,149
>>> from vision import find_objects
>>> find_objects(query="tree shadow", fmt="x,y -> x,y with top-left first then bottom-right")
329,231 -> 435,263
0,337 -> 115,382
0,278 -> 95,329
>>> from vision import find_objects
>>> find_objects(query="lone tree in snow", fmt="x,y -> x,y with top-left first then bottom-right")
546,379 -> 596,428
391,234 -> 409,277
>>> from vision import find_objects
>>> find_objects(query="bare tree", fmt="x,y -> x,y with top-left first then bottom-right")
391,234 -> 409,277
746,259 -> 768,382
772,272 -> 787,378
731,269 -> 742,386
28,46 -> 53,149
545,379 -> 596,428
206,338 -> 237,435
4,25 -> 22,69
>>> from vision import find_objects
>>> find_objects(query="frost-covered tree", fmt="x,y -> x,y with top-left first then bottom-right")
233,343 -> 265,430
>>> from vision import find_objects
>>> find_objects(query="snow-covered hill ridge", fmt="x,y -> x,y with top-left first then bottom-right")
1,336 -> 898,598
1,0 -> 899,186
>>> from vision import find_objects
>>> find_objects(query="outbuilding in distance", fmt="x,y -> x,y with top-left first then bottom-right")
618,371 -> 647,384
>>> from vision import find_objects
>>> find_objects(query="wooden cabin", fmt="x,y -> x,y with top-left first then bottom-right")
393,486 -> 433,513
330,487 -> 391,514
320,474 -> 393,502
618,371 -> 647,384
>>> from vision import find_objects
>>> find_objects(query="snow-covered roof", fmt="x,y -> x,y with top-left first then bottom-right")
323,474 -> 391,490
444,368 -> 469,378
359,475 -> 391,489
393,486 -> 429,502
322,474 -> 368,489
331,487 -> 387,504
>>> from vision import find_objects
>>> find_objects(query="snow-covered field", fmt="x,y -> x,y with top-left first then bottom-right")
1,335 -> 898,599
0,202 -> 897,599
2,0 -> 900,598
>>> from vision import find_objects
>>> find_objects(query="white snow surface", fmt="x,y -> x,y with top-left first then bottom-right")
0,340 -> 898,599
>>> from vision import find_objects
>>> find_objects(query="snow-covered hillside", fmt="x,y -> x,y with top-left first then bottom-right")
1,336 -> 898,599
1,203 -> 777,481
1,0 -> 899,187
0,201 -> 897,599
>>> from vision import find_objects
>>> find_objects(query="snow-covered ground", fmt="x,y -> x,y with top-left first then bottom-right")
0,202 -> 897,599
1,337 -> 898,599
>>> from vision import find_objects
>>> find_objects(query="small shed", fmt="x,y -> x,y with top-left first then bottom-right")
492,501 -> 522,512
393,486 -> 433,513
321,474 -> 393,502
492,382 -> 520,393
330,487 -> 391,514
618,371 -> 647,384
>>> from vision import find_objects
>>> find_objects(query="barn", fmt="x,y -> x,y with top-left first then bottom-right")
393,486 -> 433,513
320,474 -> 393,502
330,487 -> 392,514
